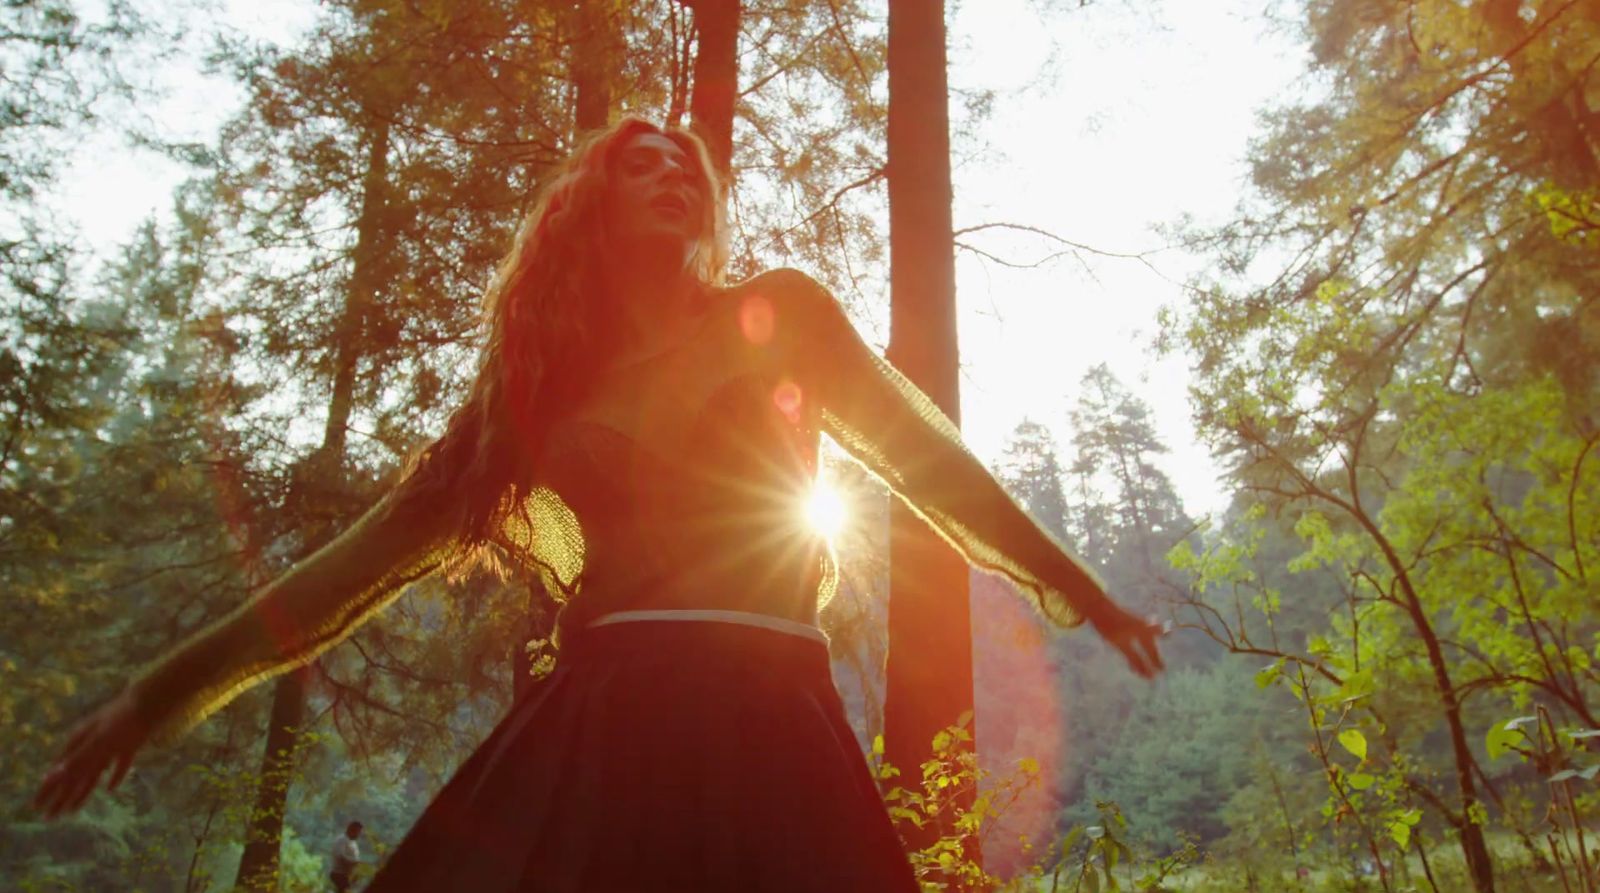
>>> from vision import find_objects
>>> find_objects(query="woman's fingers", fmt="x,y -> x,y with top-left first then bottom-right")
1109,616 -> 1166,679
63,766 -> 104,815
49,759 -> 101,818
35,729 -> 125,818
1139,623 -> 1166,673
107,752 -> 133,792
35,688 -> 152,818
1118,636 -> 1153,678
33,753 -> 84,815
30,770 -> 62,814
35,772 -> 71,818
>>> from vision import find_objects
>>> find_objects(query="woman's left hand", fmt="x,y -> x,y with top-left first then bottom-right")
1088,602 -> 1167,679
33,685 -> 152,819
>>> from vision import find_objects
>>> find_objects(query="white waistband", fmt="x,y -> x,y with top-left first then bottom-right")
589,609 -> 828,645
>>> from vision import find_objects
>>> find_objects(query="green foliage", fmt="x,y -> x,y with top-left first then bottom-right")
1532,182 -> 1599,250
1065,662 -> 1286,848
1485,708 -> 1600,891
876,724 -> 1210,893
1040,801 -> 1203,893
877,717 -> 1023,891
1166,2 -> 1600,890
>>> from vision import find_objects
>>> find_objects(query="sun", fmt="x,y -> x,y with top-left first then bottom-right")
803,477 -> 849,543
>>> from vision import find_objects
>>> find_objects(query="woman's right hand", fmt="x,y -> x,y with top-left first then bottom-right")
32,685 -> 153,819
1087,600 -> 1167,680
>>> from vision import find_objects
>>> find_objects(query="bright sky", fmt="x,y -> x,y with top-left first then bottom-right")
945,0 -> 1305,518
55,0 -> 1307,521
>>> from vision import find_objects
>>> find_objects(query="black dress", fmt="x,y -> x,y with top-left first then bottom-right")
361,615 -> 919,892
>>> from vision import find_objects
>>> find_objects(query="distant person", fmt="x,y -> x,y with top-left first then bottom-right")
330,821 -> 363,892
33,118 -> 1164,890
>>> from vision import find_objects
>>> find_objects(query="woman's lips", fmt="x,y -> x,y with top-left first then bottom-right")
651,193 -> 689,217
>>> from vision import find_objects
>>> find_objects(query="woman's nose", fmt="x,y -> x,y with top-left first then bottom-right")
658,157 -> 688,184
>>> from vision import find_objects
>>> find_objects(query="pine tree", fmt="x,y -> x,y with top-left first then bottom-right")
995,419 -> 1069,541
1068,363 -> 1190,583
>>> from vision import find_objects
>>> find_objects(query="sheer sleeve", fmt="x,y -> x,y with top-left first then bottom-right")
131,491 -> 454,741
763,268 -> 1110,629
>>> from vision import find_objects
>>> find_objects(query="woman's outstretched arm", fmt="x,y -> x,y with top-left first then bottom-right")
763,269 -> 1164,675
33,488 -> 455,817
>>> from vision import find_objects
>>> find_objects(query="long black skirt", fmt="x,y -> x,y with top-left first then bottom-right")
362,615 -> 920,892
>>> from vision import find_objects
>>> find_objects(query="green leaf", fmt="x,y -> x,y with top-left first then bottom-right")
1018,756 -> 1040,775
1389,821 -> 1411,850
1338,729 -> 1368,762
886,806 -> 923,828
1255,662 -> 1281,689
1084,866 -> 1101,893
1549,769 -> 1580,783
1086,825 -> 1105,840
1566,729 -> 1600,740
871,734 -> 884,756
1486,719 -> 1526,761
1579,765 -> 1600,781
1347,773 -> 1376,790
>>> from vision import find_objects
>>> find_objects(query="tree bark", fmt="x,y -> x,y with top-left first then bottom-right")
570,0 -> 618,133
1399,584 -> 1497,893
685,0 -> 740,180
881,0 -> 977,871
1347,494 -> 1496,893
233,115 -> 392,893
234,667 -> 308,891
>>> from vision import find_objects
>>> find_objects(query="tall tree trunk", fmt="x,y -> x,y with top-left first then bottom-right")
234,668 -> 308,891
570,0 -> 618,133
685,0 -> 740,180
881,0 -> 977,871
234,116 -> 393,892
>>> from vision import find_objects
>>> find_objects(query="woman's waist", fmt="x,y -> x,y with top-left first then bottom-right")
590,608 -> 827,644
558,606 -> 833,679
572,545 -> 824,615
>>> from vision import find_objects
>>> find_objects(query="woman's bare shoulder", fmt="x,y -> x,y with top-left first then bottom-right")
718,268 -> 842,329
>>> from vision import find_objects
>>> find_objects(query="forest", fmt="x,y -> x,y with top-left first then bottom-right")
1,0 -> 1596,891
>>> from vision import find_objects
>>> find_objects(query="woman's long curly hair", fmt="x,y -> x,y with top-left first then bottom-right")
392,118 -> 726,572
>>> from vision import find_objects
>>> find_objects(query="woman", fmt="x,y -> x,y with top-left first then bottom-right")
34,119 -> 1164,890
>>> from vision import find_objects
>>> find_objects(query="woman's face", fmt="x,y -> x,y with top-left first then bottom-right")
605,132 -> 709,268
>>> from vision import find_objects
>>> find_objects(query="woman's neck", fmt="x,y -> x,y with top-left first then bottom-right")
601,262 -> 704,355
